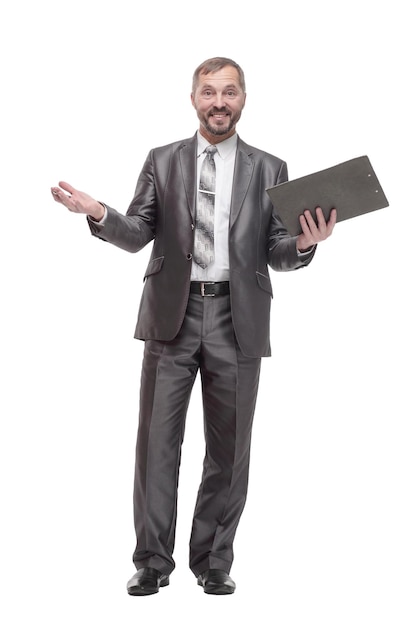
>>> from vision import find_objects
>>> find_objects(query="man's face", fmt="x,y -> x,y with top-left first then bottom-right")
191,66 -> 246,142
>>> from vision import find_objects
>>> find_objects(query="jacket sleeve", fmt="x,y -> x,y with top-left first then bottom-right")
266,160 -> 316,271
87,151 -> 156,253
267,214 -> 316,271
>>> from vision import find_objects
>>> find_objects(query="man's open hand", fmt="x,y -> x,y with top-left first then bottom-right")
51,181 -> 105,221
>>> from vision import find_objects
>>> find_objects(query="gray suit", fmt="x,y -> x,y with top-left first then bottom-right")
89,133 -> 315,575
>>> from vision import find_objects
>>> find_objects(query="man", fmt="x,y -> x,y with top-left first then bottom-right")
51,57 -> 336,596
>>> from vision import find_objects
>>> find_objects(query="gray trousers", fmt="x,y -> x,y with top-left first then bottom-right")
132,292 -> 262,576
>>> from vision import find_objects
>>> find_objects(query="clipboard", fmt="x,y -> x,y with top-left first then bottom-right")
266,155 -> 389,236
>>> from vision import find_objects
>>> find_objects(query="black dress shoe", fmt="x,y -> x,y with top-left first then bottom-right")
127,567 -> 169,596
197,569 -> 236,595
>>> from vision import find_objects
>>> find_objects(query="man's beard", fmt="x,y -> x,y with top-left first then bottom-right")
201,108 -> 240,136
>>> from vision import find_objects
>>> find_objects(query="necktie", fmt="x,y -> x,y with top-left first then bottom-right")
194,145 -> 217,269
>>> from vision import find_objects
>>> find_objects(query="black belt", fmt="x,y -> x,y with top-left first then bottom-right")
190,281 -> 230,297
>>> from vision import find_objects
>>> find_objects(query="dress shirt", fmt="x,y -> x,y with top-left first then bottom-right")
191,132 -> 237,282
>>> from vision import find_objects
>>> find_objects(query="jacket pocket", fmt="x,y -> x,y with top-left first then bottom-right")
144,255 -> 164,280
256,271 -> 273,296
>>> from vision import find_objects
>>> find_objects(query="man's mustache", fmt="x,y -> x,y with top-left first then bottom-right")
208,107 -> 231,115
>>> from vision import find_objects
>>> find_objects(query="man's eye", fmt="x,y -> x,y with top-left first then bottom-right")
226,91 -> 237,97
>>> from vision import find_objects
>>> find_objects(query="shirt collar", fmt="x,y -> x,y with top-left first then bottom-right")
197,131 -> 238,160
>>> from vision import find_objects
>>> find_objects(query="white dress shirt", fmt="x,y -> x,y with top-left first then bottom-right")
191,132 -> 237,282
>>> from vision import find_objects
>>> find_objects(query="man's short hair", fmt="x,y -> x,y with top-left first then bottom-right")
192,57 -> 246,94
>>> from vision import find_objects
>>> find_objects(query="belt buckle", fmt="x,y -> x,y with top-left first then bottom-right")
201,282 -> 215,297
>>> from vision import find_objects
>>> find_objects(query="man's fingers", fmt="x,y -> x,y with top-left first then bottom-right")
51,187 -> 67,202
51,185 -> 76,210
328,208 -> 337,229
315,207 -> 327,229
58,181 -> 76,195
302,209 -> 319,234
297,206 -> 336,250
306,207 -> 337,233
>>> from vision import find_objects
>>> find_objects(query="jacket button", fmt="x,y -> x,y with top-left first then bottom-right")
186,253 -> 193,260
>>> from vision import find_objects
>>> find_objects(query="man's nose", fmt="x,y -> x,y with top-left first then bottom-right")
213,93 -> 226,108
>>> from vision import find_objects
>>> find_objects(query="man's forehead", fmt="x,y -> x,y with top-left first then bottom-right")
198,67 -> 240,84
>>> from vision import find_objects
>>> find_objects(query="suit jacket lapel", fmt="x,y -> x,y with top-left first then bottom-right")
178,134 -> 254,227
179,134 -> 198,220
230,139 -> 254,229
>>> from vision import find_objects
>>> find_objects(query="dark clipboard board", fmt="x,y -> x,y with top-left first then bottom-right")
266,156 -> 389,236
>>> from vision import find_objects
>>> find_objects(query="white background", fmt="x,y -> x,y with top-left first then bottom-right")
1,0 -> 416,624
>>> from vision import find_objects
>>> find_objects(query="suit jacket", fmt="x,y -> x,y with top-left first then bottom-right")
89,133 -> 315,358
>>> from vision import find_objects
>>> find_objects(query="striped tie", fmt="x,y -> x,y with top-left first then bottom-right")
194,145 -> 217,268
